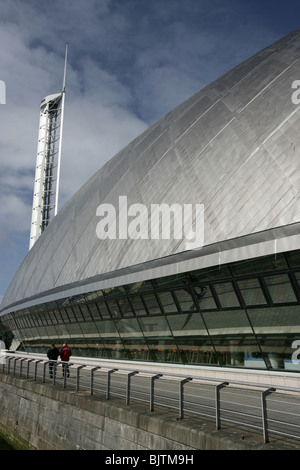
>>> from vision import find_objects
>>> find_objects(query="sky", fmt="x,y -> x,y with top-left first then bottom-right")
0,0 -> 300,302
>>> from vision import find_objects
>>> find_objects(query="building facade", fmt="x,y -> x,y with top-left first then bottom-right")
1,29 -> 300,373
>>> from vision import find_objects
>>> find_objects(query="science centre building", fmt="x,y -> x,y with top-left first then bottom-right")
1,29 -> 300,374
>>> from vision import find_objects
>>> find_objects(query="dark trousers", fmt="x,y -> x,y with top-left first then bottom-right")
62,362 -> 70,377
49,361 -> 56,379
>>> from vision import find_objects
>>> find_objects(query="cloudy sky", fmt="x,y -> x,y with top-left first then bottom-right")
0,0 -> 299,301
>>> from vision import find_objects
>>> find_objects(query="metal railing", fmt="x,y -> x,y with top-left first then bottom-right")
1,354 -> 300,446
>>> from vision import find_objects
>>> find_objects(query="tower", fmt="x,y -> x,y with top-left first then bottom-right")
29,44 -> 68,250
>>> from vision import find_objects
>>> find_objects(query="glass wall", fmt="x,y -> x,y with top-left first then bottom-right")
1,250 -> 300,372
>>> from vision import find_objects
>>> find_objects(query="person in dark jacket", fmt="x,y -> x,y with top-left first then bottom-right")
60,343 -> 72,377
47,344 -> 59,379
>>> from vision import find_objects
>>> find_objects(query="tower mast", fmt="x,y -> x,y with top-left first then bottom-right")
29,44 -> 68,250
55,42 -> 68,216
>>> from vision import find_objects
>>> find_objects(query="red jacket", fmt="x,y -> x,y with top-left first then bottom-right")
60,345 -> 72,361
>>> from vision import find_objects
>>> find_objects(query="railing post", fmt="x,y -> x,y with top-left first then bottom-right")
19,358 -> 27,377
26,359 -> 34,378
7,357 -> 13,375
150,374 -> 162,411
76,365 -> 86,391
126,371 -> 138,405
42,361 -> 49,383
13,357 -> 19,376
261,387 -> 276,443
90,367 -> 101,395
106,369 -> 118,400
62,362 -> 73,388
1,355 -> 6,373
34,360 -> 43,381
179,378 -> 192,419
52,362 -> 57,385
215,382 -> 229,430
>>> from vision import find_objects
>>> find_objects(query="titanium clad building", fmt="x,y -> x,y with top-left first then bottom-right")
1,29 -> 300,373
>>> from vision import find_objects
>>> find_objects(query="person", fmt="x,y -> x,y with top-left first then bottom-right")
47,343 -> 59,379
59,343 -> 72,378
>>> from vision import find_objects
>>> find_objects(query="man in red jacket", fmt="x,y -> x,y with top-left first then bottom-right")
60,343 -> 72,377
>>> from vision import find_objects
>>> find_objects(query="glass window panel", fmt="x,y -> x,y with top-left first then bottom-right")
193,285 -> 216,310
35,311 -> 46,326
67,323 -> 83,337
35,325 -> 49,338
167,312 -> 207,337
231,253 -> 288,277
174,288 -> 197,312
213,336 -> 265,369
44,312 -> 54,326
255,335 -> 296,370
14,316 -> 20,328
65,307 -> 77,323
53,310 -> 63,323
80,321 -> 99,337
28,314 -> 37,327
157,291 -> 178,313
117,298 -> 134,318
237,278 -> 267,306
23,328 -> 39,340
102,339 -> 127,360
79,303 -> 93,321
294,272 -> 300,298
117,318 -> 142,337
122,339 -> 150,361
43,325 -> 57,338
248,305 -> 300,335
138,315 -> 172,337
35,314 -> 44,326
203,309 -> 253,336
285,250 -> 300,268
70,341 -> 90,357
213,282 -> 240,308
175,337 -> 215,365
95,301 -> 111,319
42,312 -> 51,326
107,300 -> 122,319
59,309 -> 70,323
130,296 -> 147,316
71,304 -> 84,322
95,319 -> 118,337
142,293 -> 162,315
294,271 -> 300,285
145,339 -> 182,363
264,274 -> 297,303
27,316 -> 35,327
85,303 -> 99,320
54,323 -> 71,338
20,316 -> 29,328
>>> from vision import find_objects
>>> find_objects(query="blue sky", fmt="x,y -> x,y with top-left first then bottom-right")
0,0 -> 300,302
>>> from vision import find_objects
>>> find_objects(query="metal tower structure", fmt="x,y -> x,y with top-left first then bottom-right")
29,44 -> 68,250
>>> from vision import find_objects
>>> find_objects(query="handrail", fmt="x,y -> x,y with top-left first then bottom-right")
1,353 -> 300,446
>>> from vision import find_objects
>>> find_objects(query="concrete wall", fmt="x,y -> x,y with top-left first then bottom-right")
0,373 -> 292,451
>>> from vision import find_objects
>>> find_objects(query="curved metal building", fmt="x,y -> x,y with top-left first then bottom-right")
1,29 -> 300,372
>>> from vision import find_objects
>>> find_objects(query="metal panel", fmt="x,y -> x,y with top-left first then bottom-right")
2,28 -> 300,311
